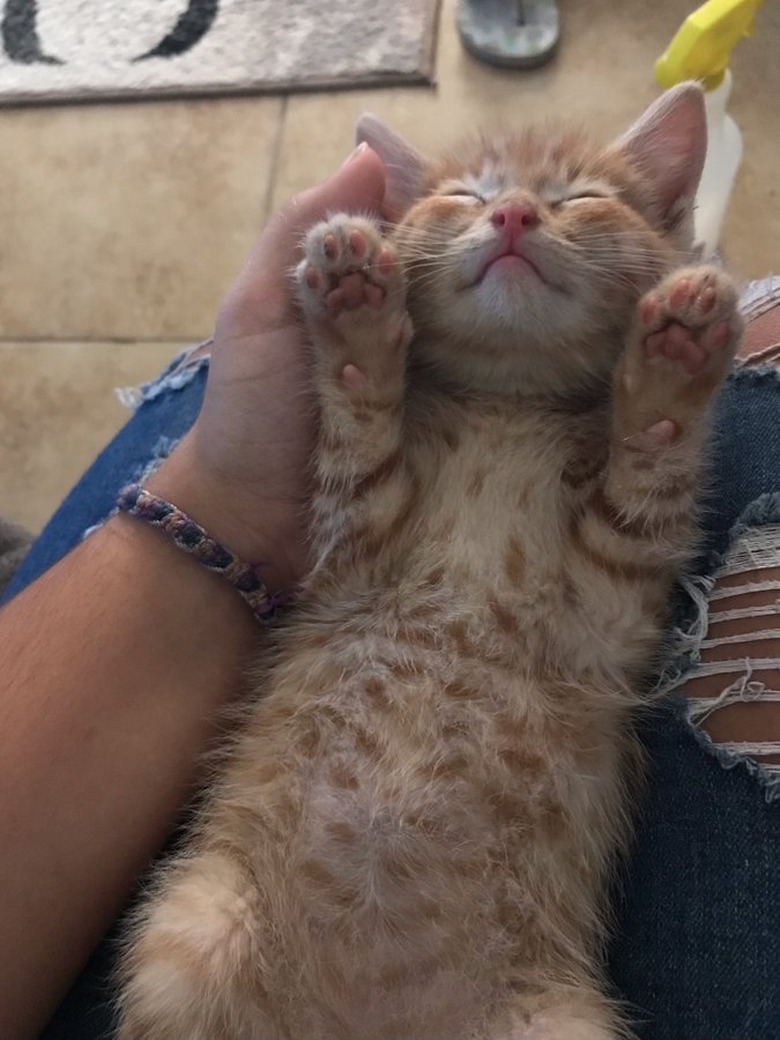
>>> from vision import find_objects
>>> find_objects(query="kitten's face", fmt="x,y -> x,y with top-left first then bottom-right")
359,86 -> 707,396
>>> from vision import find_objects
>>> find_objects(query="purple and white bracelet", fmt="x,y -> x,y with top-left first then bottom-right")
116,483 -> 279,623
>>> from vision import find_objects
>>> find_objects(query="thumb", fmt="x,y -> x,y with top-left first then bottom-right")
220,144 -> 386,334
279,143 -> 386,261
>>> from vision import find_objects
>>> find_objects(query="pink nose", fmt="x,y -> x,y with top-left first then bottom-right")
491,202 -> 540,237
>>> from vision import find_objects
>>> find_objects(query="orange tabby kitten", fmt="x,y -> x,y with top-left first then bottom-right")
117,84 -> 742,1040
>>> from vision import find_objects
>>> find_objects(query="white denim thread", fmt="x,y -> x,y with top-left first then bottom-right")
672,526 -> 780,782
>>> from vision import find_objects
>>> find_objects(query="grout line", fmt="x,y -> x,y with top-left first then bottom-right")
261,95 -> 289,222
0,338 -> 203,347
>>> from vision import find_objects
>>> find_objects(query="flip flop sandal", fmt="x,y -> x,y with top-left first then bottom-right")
457,0 -> 560,69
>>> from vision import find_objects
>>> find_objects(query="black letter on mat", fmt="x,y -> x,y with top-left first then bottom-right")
135,0 -> 220,60
2,0 -> 62,64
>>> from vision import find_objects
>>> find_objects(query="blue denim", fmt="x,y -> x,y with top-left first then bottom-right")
2,351 -> 209,605
4,349 -> 780,1039
608,362 -> 780,1040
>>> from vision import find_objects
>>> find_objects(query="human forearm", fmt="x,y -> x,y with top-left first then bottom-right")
0,510 -> 258,1038
0,142 -> 387,1037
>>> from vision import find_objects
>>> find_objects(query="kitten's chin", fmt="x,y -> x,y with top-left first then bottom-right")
408,279 -> 622,397
413,325 -> 617,400
465,258 -> 572,330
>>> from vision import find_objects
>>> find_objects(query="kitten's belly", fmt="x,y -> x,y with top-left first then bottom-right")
246,619 -> 631,1014
246,419 -> 634,1025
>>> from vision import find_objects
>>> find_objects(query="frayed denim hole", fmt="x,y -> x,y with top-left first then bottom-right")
739,275 -> 780,325
661,509 -> 780,804
116,340 -> 212,411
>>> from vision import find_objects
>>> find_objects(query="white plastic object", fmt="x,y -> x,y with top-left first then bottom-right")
695,70 -> 743,258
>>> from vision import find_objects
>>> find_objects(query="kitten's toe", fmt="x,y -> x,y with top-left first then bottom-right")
297,215 -> 405,320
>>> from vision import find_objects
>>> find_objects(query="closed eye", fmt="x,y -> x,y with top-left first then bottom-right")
551,191 -> 612,208
439,189 -> 486,204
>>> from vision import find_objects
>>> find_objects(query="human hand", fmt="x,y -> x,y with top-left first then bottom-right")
147,144 -> 386,594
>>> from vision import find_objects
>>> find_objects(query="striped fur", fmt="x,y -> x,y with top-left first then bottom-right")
117,86 -> 741,1039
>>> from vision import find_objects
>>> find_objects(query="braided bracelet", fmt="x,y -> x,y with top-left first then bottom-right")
115,483 -> 278,622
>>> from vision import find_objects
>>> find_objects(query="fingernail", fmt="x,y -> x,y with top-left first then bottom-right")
341,142 -> 368,167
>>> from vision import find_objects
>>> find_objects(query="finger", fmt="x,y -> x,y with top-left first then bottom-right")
220,145 -> 386,335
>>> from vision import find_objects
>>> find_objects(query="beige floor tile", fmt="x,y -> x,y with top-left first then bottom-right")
275,0 -> 779,279
0,340 -> 182,531
0,96 -> 282,341
2,1 -> 778,539
723,0 -> 780,279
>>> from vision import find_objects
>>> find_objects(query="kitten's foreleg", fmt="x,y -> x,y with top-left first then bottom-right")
297,215 -> 415,560
583,266 -> 742,574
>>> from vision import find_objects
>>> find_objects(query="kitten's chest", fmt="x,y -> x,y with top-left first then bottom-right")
411,408 -> 575,585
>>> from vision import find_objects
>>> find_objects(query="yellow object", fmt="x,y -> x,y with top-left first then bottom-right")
655,0 -> 764,91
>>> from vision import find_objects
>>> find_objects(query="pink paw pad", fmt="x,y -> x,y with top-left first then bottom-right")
365,284 -> 385,309
644,418 -> 679,446
341,363 -> 368,389
638,268 -> 738,379
669,276 -> 718,317
645,321 -> 707,374
301,218 -> 399,319
697,286 -> 716,315
640,295 -> 659,326
632,418 -> 680,451
377,247 -> 395,278
329,271 -> 366,311
669,277 -> 692,310
348,229 -> 366,259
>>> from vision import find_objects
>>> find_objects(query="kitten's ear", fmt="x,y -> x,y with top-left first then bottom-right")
612,82 -> 707,235
356,114 -> 428,221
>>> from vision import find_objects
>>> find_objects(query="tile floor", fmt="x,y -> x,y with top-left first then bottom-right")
1,0 -> 778,533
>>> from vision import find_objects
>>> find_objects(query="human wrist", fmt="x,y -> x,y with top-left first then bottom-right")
143,435 -> 303,596
104,509 -> 259,638
116,484 -> 284,622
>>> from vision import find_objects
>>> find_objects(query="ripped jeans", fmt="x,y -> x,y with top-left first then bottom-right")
3,281 -> 780,1040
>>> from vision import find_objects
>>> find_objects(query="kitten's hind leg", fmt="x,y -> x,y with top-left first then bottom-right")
297,216 -> 415,561
117,849 -> 277,1040
492,984 -> 630,1040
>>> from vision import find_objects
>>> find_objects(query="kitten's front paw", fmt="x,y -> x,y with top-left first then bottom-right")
639,266 -> 742,379
617,266 -> 742,449
298,215 -> 406,320
297,215 -> 412,390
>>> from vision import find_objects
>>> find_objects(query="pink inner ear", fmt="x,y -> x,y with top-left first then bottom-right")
615,83 -> 707,226
356,113 -> 428,221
